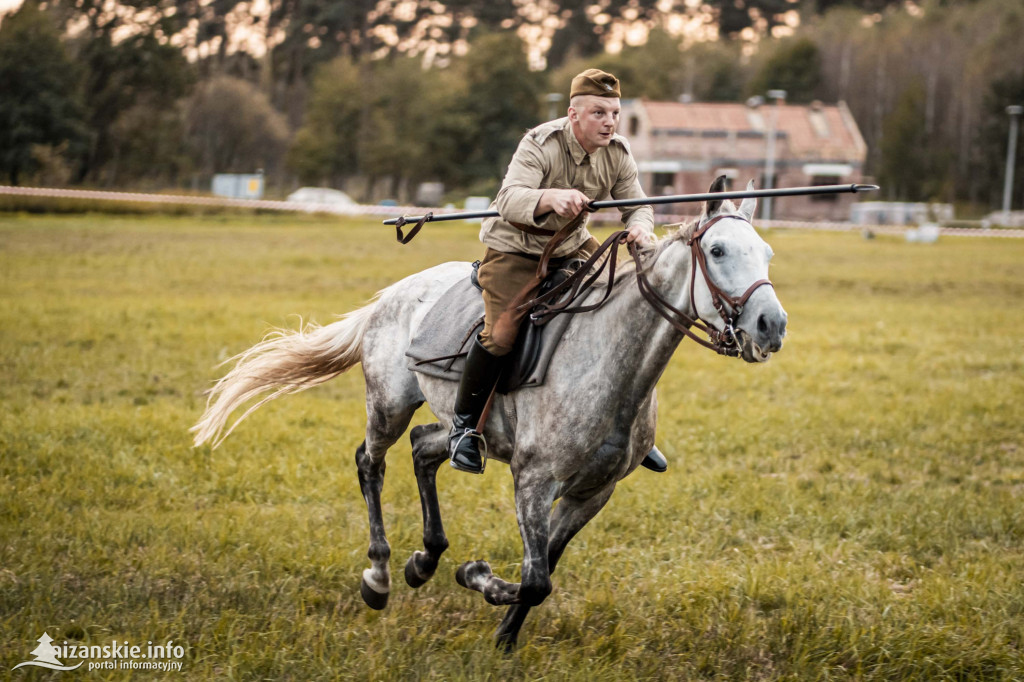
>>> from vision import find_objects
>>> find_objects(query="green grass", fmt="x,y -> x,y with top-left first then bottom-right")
1,213 -> 1022,680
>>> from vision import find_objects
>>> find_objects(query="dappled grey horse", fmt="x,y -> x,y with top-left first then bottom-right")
192,179 -> 787,648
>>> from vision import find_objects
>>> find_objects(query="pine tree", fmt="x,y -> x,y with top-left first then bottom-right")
28,633 -> 62,666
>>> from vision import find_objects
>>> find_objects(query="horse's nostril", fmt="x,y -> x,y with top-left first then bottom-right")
757,314 -> 769,336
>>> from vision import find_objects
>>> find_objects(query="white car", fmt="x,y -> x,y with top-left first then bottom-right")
286,187 -> 357,213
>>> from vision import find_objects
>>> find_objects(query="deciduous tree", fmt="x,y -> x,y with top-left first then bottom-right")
0,1 -> 86,185
184,76 -> 289,183
288,57 -> 363,187
454,33 -> 542,187
746,38 -> 823,103
74,32 -> 195,184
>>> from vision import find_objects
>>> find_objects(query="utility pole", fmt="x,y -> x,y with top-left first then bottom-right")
1003,105 -> 1023,221
762,90 -> 787,221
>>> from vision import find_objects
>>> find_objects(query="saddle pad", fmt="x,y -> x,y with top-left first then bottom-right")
405,270 -> 575,392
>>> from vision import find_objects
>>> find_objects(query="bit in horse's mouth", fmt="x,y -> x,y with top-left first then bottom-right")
737,331 -> 772,363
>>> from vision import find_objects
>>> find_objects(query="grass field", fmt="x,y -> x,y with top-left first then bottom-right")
1,212 -> 1023,681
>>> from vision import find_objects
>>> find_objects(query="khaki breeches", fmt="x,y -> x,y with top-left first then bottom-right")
476,237 -> 600,356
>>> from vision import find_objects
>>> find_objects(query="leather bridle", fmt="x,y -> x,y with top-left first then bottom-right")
679,213 -> 773,356
524,213 -> 773,358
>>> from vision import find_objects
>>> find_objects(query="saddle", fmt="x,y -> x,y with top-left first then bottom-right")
405,260 -> 585,393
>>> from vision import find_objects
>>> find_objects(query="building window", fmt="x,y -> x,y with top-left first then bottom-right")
653,172 -> 675,193
810,175 -> 841,202
629,116 -> 639,136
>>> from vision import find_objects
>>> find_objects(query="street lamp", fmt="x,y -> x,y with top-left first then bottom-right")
762,89 -> 787,221
1002,105 -> 1023,221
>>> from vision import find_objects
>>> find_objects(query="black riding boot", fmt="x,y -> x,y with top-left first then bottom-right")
448,337 -> 505,474
641,446 -> 668,473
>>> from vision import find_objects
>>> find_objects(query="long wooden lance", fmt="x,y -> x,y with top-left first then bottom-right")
382,183 -> 879,226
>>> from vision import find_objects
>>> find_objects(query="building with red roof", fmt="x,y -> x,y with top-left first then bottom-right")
621,99 -> 868,221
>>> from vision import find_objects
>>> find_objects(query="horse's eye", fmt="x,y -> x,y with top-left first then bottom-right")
710,245 -> 724,258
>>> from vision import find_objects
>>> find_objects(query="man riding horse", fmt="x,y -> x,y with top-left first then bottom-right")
447,68 -> 669,476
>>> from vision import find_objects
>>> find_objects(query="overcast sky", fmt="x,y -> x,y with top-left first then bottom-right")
1,0 -> 23,15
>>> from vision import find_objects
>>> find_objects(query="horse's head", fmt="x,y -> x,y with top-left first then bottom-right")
689,176 -> 787,363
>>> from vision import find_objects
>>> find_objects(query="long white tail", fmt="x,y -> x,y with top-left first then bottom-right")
192,298 -> 379,448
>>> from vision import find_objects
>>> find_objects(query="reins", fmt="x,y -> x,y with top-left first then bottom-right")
517,214 -> 773,357
628,237 -> 738,356
516,215 -> 627,325
393,210 -> 773,358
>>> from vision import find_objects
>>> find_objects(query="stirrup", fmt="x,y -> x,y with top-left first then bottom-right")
449,429 -> 487,474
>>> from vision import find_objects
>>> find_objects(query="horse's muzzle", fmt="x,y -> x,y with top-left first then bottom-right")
755,308 -> 787,353
737,308 -> 786,363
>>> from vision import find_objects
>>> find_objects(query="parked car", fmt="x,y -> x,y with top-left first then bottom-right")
285,187 -> 357,213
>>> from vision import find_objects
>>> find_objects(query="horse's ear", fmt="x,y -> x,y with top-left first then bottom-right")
704,175 -> 727,217
738,179 -> 757,221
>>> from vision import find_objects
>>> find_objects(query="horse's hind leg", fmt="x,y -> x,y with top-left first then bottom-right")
356,402 -> 419,610
404,422 -> 450,588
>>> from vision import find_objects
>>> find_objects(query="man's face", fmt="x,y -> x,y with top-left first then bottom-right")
569,96 -> 621,153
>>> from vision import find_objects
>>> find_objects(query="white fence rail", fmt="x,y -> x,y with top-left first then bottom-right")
3,185 -> 1024,239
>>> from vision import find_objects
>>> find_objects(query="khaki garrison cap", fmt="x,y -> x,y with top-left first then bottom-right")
570,69 -> 621,98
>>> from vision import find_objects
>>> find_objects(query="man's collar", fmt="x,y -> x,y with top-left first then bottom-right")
563,118 -> 590,165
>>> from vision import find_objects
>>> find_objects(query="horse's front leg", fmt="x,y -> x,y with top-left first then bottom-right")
495,480 -> 618,650
456,466 -> 556,607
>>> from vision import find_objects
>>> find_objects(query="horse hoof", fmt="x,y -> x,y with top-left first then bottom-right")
456,560 -> 490,589
455,562 -> 470,588
360,577 -> 389,610
495,634 -> 518,653
405,554 -> 433,589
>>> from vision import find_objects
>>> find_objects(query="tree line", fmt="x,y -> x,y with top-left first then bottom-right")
1,0 -> 1022,211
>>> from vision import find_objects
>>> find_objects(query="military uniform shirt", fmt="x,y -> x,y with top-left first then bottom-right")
480,117 -> 655,259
